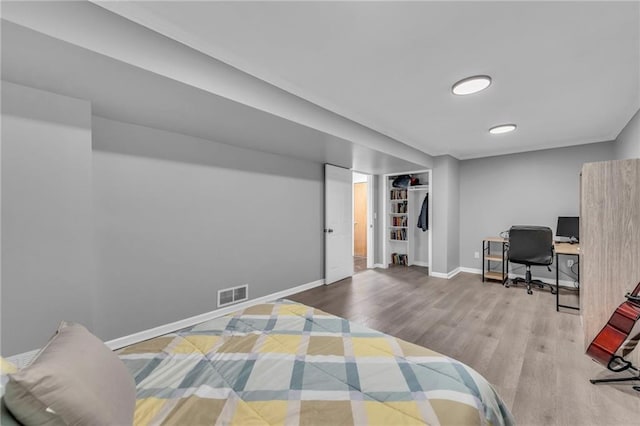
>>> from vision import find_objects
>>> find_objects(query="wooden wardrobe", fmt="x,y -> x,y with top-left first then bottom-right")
581,158 -> 640,366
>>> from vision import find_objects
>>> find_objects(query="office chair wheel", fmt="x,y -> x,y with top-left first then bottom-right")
527,289 -> 533,295
504,282 -> 510,288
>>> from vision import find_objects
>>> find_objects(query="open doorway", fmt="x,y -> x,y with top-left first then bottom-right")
353,172 -> 372,274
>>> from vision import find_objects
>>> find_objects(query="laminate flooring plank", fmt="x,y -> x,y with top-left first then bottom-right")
510,294 -> 559,424
480,299 -> 531,408
511,350 -> 558,425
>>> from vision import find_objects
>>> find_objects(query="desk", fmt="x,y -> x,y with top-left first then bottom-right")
554,242 -> 580,311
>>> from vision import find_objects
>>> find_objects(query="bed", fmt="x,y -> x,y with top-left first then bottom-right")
118,299 -> 514,425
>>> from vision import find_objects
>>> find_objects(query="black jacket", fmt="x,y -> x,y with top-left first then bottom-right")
417,194 -> 428,231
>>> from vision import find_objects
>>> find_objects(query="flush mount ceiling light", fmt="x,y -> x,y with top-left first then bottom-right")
489,124 -> 517,134
451,75 -> 492,95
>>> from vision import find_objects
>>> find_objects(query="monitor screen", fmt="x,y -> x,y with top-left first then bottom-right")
556,216 -> 579,240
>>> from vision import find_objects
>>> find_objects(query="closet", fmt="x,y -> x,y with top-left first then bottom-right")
384,171 -> 431,268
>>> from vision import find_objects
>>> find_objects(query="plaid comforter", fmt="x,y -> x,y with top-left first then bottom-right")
119,300 -> 514,425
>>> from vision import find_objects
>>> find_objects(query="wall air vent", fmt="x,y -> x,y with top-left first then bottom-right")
218,284 -> 248,307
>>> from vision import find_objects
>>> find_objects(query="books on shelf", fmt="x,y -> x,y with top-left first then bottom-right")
390,201 -> 408,213
391,252 -> 408,265
389,189 -> 408,200
389,188 -> 407,240
390,228 -> 407,240
391,216 -> 408,227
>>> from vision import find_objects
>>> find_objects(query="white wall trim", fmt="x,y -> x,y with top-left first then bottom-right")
106,278 -> 325,350
427,169 -> 433,277
6,278 -> 325,367
459,267 -> 482,274
430,272 -> 447,278
448,267 -> 461,279
430,267 -> 461,279
412,261 -> 430,268
366,173 -> 375,269
373,263 -> 386,269
380,174 -> 388,274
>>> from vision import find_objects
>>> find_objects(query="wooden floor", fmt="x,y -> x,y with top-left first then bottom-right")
289,266 -> 640,426
353,256 -> 367,274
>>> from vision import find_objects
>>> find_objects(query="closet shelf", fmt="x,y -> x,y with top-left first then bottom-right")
408,185 -> 430,191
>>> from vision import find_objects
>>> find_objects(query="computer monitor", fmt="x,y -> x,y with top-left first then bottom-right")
556,216 -> 579,241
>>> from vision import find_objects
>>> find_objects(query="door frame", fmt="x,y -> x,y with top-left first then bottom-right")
365,173 -> 374,269
351,172 -> 375,270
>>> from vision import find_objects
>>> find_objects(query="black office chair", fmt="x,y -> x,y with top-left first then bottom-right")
505,225 -> 556,295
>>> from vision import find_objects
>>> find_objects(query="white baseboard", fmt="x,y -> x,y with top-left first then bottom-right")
6,278 -> 325,367
448,267 -> 461,278
430,267 -> 461,279
459,267 -> 482,274
106,278 -> 325,350
430,272 -> 447,278
374,262 -> 429,269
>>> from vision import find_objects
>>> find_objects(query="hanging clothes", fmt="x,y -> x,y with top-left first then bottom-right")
417,194 -> 429,231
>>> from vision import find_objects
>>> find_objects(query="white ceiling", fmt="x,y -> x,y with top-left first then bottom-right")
98,1 -> 640,159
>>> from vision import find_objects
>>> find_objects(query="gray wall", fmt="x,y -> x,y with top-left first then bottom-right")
92,117 -> 324,341
459,141 -> 615,279
1,82 -> 324,354
1,82 -> 94,355
446,159 -> 460,272
616,109 -> 640,159
431,155 -> 460,275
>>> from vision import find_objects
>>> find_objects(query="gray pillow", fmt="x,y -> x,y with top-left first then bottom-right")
4,322 -> 136,426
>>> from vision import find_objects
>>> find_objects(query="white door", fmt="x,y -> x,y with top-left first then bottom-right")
325,164 -> 354,284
